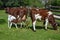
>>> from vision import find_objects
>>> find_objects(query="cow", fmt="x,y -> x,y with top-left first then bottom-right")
5,7 -> 28,29
30,8 -> 57,31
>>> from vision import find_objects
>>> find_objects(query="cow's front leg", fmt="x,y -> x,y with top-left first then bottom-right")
45,18 -> 48,30
8,21 -> 10,29
9,22 -> 13,29
33,20 -> 36,32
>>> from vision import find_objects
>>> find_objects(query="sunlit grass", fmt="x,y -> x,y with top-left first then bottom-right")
0,10 -> 60,40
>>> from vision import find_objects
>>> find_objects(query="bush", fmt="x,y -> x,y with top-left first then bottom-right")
51,0 -> 60,6
0,0 -> 3,7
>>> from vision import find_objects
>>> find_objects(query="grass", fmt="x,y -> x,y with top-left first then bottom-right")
0,10 -> 60,40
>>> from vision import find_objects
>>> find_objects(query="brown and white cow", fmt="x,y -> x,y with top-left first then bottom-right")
5,7 -> 27,29
6,7 -> 20,29
30,8 -> 57,31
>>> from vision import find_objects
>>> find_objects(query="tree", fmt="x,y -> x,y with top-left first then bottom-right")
5,0 -> 20,7
0,0 -> 3,9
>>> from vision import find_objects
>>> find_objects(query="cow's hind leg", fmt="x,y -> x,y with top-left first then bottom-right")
20,22 -> 22,28
44,18 -> 48,30
33,20 -> 36,32
13,23 -> 18,29
15,23 -> 18,29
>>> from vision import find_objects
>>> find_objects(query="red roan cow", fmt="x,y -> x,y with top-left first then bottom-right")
30,8 -> 57,31
5,7 -> 27,29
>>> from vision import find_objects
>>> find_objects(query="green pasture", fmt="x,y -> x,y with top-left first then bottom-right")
0,10 -> 60,40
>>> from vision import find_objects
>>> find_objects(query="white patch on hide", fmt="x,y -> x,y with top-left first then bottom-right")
35,14 -> 42,20
48,11 -> 52,16
8,15 -> 16,21
33,20 -> 36,31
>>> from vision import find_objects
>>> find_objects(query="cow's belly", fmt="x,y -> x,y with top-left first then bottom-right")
35,14 -> 42,20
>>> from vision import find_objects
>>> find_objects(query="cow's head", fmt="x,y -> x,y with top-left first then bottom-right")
48,15 -> 57,30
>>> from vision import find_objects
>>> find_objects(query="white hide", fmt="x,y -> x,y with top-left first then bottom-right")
33,21 -> 36,31
8,15 -> 16,22
48,11 -> 52,16
45,18 -> 48,29
8,15 -> 18,29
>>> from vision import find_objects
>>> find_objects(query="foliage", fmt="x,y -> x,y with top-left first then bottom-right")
51,0 -> 60,6
57,0 -> 60,6
0,0 -> 3,6
1,0 -> 44,7
0,0 -> 60,8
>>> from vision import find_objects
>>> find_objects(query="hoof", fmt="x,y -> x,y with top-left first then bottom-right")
44,29 -> 47,31
33,30 -> 36,32
16,27 -> 18,29
9,27 -> 11,29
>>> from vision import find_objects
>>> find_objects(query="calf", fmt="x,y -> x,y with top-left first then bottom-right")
8,14 -> 19,29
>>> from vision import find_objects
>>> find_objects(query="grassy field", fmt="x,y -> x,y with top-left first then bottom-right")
0,10 -> 60,40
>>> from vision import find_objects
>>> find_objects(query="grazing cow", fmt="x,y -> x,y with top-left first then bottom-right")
30,8 -> 57,31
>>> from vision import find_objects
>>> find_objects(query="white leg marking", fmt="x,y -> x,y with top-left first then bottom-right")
8,20 -> 10,28
33,20 -> 36,31
20,22 -> 22,28
14,23 -> 18,29
9,22 -> 12,29
45,18 -> 48,29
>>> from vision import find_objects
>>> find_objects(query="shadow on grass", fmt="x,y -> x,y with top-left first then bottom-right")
11,24 -> 25,28
0,19 -> 6,24
29,26 -> 54,31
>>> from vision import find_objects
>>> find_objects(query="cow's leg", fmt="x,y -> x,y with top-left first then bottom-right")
20,22 -> 22,28
33,20 -> 36,31
9,22 -> 12,29
15,23 -> 18,29
8,21 -> 10,28
13,23 -> 18,29
45,18 -> 48,30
